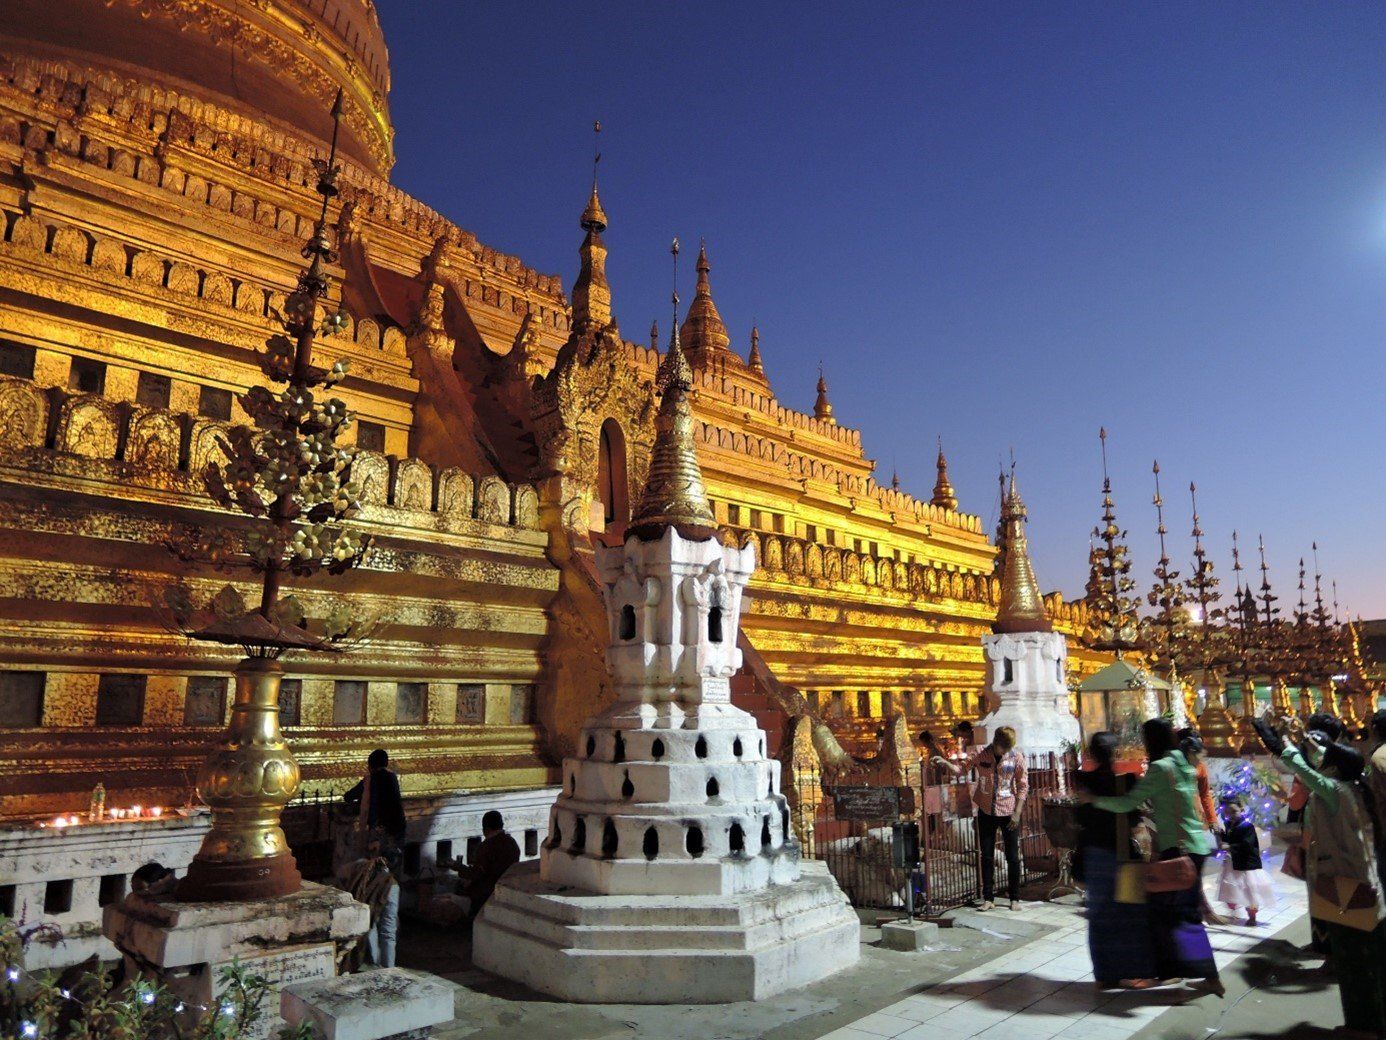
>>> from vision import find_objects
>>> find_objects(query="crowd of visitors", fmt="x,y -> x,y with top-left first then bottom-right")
1062,711 -> 1386,1038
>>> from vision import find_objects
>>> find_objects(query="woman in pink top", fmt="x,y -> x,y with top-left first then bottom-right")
927,725 -> 1028,910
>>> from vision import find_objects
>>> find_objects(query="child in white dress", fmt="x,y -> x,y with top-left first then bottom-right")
1216,797 -> 1277,925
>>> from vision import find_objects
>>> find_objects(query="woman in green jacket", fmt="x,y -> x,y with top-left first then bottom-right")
1078,718 -> 1222,994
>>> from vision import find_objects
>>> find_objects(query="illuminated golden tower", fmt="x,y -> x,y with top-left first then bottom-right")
813,366 -> 835,422
931,439 -> 960,512
993,470 -> 1051,634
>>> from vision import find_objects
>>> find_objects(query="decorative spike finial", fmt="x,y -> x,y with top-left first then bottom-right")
572,123 -> 612,330
814,363 -> 834,422
1147,458 -> 1186,681
931,437 -> 958,511
747,325 -> 765,374
993,464 -> 1052,634
629,239 -> 716,538
580,121 -> 607,233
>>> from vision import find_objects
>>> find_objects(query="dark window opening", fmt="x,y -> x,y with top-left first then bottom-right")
183,676 -> 228,726
686,825 -> 704,858
466,835 -> 482,862
651,738 -> 665,759
98,874 -> 125,908
135,371 -> 171,409
1003,658 -> 1014,684
96,674 -> 145,727
436,840 -> 453,865
761,817 -> 772,848
612,731 -> 625,763
708,606 -> 723,644
642,826 -> 659,860
44,879 -> 73,915
550,823 -> 562,848
781,809 -> 791,843
585,734 -> 596,757
395,682 -> 426,724
0,885 -> 13,918
695,735 -> 708,759
571,818 -> 587,852
601,819 -> 618,857
619,605 -> 636,640
356,420 -> 386,452
0,341 -> 36,380
621,771 -> 634,799
728,822 -> 745,854
767,777 -> 774,797
0,672 -> 44,727
524,829 -> 538,857
568,771 -> 575,794
732,736 -> 743,758
278,679 -> 302,727
332,680 -> 367,725
198,385 -> 233,420
706,776 -> 720,799
69,357 -> 106,395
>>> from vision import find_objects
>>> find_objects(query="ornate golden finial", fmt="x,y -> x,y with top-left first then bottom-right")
629,239 -> 717,539
994,466 -> 1052,634
572,121 -> 611,330
748,324 -> 765,374
931,436 -> 958,511
814,363 -> 835,422
678,238 -> 731,362
891,470 -> 900,491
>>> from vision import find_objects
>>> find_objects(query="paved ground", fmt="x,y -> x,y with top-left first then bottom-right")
400,850 -> 1345,1040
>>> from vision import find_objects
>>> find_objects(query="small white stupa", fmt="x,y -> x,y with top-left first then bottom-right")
979,470 -> 1080,755
472,256 -> 859,1003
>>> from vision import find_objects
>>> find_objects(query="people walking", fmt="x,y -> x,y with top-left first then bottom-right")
930,725 -> 1028,911
1075,731 -> 1156,988
1253,718 -> 1386,1038
1215,797 -> 1276,926
1178,730 -> 1227,926
1078,718 -> 1222,996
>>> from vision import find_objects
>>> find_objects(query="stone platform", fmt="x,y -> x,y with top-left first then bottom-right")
104,881 -> 369,1040
472,860 -> 860,1003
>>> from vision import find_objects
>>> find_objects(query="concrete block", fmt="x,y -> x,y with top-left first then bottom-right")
880,920 -> 940,951
281,968 -> 454,1040
948,907 -> 1040,938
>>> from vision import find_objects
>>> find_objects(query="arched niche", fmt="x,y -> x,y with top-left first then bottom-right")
591,417 -> 630,536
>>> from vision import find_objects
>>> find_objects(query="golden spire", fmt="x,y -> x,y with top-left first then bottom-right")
678,239 -> 731,363
814,364 -> 835,422
993,467 -> 1052,634
748,325 -> 765,374
931,437 -> 959,511
649,319 -> 659,352
572,121 -> 611,330
629,239 -> 717,539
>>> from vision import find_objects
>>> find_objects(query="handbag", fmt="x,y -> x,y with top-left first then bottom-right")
1309,875 -> 1380,932
1280,843 -> 1306,881
1112,787 -> 1148,905
1145,853 -> 1197,893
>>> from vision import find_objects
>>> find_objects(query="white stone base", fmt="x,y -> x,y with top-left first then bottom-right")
472,860 -> 860,1003
103,882 -> 369,1040
282,967 -> 454,1039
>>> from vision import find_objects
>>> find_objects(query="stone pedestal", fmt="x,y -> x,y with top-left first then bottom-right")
980,630 -> 1079,755
880,919 -> 939,951
103,882 -> 369,1040
281,968 -> 454,1039
475,860 -> 858,1003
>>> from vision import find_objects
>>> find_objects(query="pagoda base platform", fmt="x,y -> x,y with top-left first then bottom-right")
472,860 -> 860,1003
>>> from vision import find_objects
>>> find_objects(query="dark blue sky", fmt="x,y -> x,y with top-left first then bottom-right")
378,2 -> 1386,617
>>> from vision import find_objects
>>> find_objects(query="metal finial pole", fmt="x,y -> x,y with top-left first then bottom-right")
592,120 -> 602,190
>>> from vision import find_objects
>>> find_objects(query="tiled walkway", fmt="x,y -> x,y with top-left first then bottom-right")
822,855 -> 1307,1040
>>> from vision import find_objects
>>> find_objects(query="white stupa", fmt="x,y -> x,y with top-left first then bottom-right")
472,279 -> 859,1003
978,470 -> 1080,755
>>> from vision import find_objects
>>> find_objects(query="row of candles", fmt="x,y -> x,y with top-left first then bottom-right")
36,784 -> 170,828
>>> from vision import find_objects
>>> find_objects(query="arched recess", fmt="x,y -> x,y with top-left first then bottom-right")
592,417 -> 630,535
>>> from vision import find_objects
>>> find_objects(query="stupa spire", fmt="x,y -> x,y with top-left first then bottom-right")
678,238 -> 731,363
931,438 -> 959,511
747,325 -> 765,374
993,467 -> 1052,634
629,239 -> 717,538
813,364 -> 835,422
572,120 -> 612,331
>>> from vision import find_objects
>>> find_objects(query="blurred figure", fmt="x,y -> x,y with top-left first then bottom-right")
343,748 -> 407,857
440,810 -> 521,921
1215,797 -> 1276,926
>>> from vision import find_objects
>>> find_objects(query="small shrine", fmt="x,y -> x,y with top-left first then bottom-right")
472,251 -> 859,1003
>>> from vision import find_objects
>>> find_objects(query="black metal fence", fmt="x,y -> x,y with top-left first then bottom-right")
790,751 -> 1076,917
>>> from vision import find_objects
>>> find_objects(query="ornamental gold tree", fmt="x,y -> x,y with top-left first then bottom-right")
1143,460 -> 1194,720
1085,429 -> 1142,655
1186,482 -> 1237,750
164,91 -> 370,901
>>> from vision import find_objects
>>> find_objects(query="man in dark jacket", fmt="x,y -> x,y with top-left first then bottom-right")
343,749 -> 408,853
443,810 -> 520,920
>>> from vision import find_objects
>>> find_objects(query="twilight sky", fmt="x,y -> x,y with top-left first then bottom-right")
377,2 -> 1386,618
